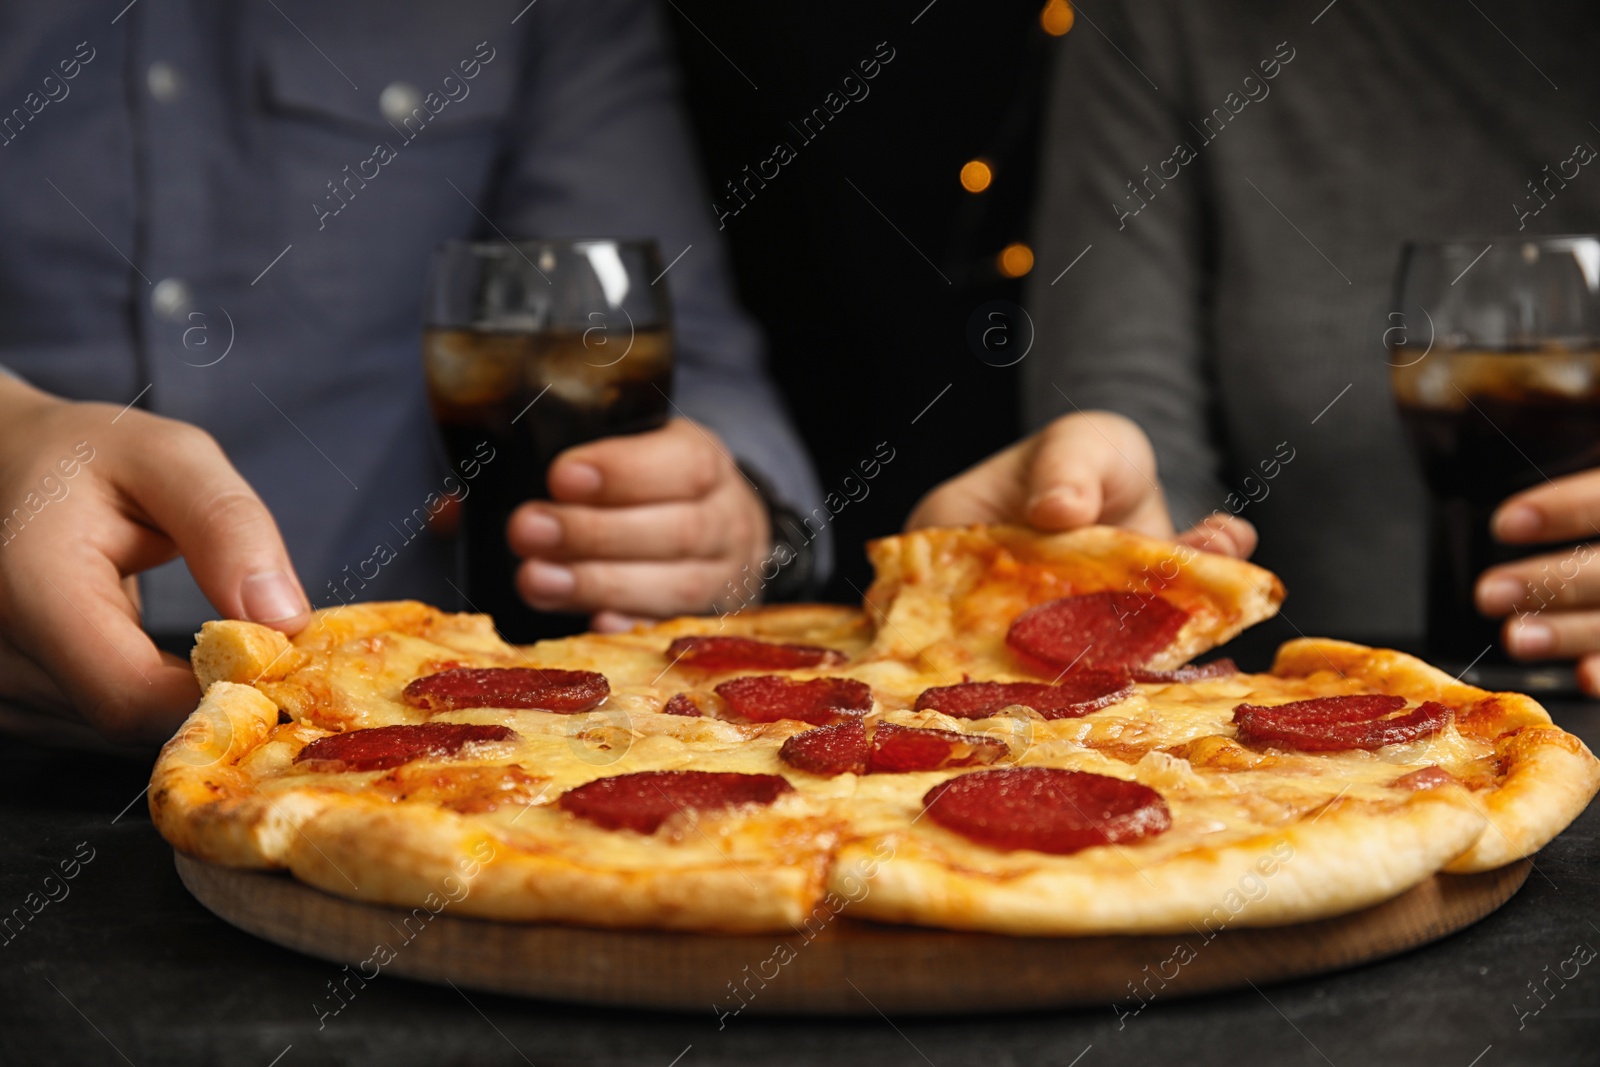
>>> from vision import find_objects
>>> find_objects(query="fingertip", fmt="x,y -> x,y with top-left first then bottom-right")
517,558 -> 576,609
1492,502 -> 1543,543
1232,517 -> 1258,557
548,460 -> 603,502
1025,485 -> 1096,531
1178,515 -> 1256,559
1579,654 -> 1600,697
1206,516 -> 1258,558
265,611 -> 312,636
1474,572 -> 1523,616
1177,525 -> 1218,554
239,570 -> 311,631
591,610 -> 652,634
1503,614 -> 1555,659
508,504 -> 562,554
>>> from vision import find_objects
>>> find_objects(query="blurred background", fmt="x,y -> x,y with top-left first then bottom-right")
666,0 -> 1066,601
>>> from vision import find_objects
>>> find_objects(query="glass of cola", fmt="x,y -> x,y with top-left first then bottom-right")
1391,235 -> 1600,690
423,239 -> 673,641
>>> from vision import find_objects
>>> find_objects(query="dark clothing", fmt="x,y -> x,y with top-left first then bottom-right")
1025,0 -> 1600,640
0,0 -> 819,630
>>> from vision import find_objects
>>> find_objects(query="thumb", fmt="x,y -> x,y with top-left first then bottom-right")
1022,412 -> 1172,536
122,426 -> 311,632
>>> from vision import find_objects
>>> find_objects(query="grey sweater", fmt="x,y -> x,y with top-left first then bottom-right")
1024,0 -> 1600,642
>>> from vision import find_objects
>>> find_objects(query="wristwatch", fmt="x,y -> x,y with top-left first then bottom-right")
738,463 -> 819,603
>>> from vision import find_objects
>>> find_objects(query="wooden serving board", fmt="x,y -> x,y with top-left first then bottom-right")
175,853 -> 1529,1015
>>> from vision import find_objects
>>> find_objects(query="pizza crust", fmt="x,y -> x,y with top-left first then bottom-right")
191,620 -> 299,689
192,603 -> 519,690
1271,638 -> 1600,872
286,601 -> 510,657
1445,726 -> 1600,872
833,790 -> 1487,936
282,793 -> 837,933
149,681 -> 322,868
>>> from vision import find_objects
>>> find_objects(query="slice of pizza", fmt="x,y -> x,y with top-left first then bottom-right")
149,676 -> 851,932
1264,639 -> 1600,873
826,754 -> 1490,936
727,698 -> 1490,936
859,525 -> 1284,681
803,642 -> 1597,934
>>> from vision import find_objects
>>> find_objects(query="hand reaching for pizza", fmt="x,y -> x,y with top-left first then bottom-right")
507,418 -> 771,629
1477,469 -> 1600,693
906,411 -> 1258,559
0,377 -> 310,744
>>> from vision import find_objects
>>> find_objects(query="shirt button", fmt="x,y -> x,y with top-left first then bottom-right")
147,62 -> 182,103
379,81 -> 422,124
152,279 -> 192,321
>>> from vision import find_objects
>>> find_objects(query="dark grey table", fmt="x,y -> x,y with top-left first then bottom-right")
4,704 -> 1598,1067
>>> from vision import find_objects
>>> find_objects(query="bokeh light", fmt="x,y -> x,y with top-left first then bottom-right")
997,243 -> 1035,278
1041,0 -> 1074,36
960,159 -> 994,193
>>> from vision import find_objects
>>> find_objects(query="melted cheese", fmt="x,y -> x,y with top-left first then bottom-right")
252,637 -> 1503,893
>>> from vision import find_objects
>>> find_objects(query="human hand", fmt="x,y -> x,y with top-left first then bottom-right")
507,418 -> 771,628
1475,470 -> 1600,693
905,410 -> 1257,558
0,378 -> 310,744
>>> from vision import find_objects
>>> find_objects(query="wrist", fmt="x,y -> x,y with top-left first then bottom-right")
0,373 -> 54,416
0,377 -> 68,458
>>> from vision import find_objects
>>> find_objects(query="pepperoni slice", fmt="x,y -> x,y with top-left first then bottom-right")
402,667 -> 609,713
1006,592 -> 1190,673
777,721 -> 1011,777
1131,658 -> 1239,684
661,693 -> 703,717
1232,695 -> 1453,752
665,635 -> 847,672
294,723 -> 517,772
922,767 -> 1171,855
779,720 -> 868,776
866,723 -> 1007,774
557,770 -> 793,834
714,675 -> 872,725
913,673 -> 1131,720
1391,766 -> 1458,791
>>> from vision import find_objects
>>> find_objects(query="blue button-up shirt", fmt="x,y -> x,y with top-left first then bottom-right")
0,0 -> 820,631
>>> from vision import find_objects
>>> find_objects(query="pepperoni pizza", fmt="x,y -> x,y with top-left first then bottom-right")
150,525 -> 1600,935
